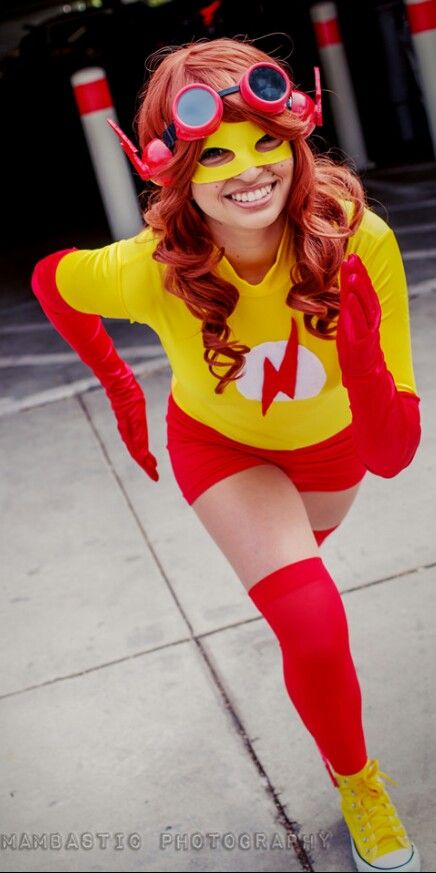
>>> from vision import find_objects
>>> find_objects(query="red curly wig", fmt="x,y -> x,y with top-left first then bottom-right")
135,37 -> 366,394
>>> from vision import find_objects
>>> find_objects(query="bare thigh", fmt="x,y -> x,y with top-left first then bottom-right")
299,482 -> 362,530
191,465 -> 362,592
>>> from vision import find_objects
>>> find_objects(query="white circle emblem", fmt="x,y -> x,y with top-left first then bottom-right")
237,340 -> 327,402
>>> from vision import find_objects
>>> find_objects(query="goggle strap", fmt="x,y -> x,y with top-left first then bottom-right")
120,64 -> 322,179
163,122 -> 176,151
218,85 -> 241,98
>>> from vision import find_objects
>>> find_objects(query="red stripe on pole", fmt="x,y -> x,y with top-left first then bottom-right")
73,77 -> 113,115
406,0 -> 436,34
313,17 -> 342,47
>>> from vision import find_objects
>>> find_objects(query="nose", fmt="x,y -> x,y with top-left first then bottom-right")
234,165 -> 264,183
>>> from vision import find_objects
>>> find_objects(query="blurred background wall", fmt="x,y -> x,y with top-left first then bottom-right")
0,0 -> 434,251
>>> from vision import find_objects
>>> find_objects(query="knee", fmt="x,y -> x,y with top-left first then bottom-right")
248,556 -> 351,663
281,619 -> 350,667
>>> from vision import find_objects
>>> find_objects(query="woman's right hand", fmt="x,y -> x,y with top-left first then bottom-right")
31,250 -> 159,481
102,368 -> 160,481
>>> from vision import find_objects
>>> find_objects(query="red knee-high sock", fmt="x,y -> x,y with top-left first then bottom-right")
248,557 -> 367,778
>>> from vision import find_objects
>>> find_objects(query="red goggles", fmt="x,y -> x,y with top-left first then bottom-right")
108,63 -> 322,187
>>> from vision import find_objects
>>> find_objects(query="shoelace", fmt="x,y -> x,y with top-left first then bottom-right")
339,759 -> 411,862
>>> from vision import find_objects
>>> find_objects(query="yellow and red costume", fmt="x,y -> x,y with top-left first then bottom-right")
30,102 -> 422,873
52,207 -> 417,449
34,204 -> 419,507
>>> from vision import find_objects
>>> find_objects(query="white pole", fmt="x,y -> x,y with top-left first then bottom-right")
71,67 -> 143,241
310,2 -> 371,169
404,0 -> 436,156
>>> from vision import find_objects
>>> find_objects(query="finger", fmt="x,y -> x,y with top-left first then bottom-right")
340,256 -> 353,282
347,275 -> 372,327
136,450 -> 157,470
138,457 -> 159,481
346,253 -> 363,272
143,453 -> 159,481
346,255 -> 377,300
340,254 -> 362,294
347,271 -> 381,328
338,303 -> 357,346
145,463 -> 159,482
339,259 -> 353,304
347,254 -> 375,293
344,253 -> 373,293
347,292 -> 370,339
340,254 -> 381,333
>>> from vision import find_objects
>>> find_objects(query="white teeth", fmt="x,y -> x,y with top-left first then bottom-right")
230,184 -> 273,202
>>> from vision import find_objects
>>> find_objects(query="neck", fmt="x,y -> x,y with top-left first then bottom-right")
206,214 -> 287,282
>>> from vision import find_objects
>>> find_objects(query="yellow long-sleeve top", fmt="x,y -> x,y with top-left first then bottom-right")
55,207 -> 418,450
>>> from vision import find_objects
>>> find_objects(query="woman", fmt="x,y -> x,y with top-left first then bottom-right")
31,37 -> 421,873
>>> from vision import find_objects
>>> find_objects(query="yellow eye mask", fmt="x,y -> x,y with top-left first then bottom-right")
191,120 -> 293,184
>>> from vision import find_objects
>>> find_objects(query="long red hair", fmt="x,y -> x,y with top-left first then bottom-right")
135,37 -> 366,393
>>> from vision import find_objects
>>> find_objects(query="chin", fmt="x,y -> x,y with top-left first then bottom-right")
233,207 -> 283,229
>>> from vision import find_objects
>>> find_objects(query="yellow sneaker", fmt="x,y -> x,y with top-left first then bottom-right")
334,758 -> 420,872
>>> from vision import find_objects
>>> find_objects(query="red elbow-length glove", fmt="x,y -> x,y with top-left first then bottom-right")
31,249 -> 159,481
336,253 -> 421,478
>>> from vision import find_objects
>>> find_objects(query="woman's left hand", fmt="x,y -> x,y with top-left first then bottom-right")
336,253 -> 383,380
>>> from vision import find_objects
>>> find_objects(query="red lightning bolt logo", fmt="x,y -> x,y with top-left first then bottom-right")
261,318 -> 299,416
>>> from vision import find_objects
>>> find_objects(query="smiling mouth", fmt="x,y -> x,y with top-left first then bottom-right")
225,181 -> 277,204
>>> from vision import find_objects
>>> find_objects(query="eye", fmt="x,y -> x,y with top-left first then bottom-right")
199,147 -> 235,166
255,134 -> 283,152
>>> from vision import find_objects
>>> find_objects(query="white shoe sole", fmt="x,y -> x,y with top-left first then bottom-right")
351,837 -> 421,872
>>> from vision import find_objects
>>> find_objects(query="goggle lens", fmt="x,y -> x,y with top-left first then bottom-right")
248,65 -> 287,102
176,87 -> 218,127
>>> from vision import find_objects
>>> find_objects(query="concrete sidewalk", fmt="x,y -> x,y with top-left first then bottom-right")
1,296 -> 436,872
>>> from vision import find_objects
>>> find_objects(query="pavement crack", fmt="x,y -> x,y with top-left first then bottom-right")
0,637 -> 191,699
192,635 -> 314,872
77,393 -> 196,639
342,561 -> 436,594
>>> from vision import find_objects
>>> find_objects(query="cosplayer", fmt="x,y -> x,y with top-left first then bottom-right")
31,38 -> 421,873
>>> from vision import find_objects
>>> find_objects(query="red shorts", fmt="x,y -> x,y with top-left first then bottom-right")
165,392 -> 367,505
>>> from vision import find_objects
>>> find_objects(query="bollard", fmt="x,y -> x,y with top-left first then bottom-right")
71,67 -> 143,240
404,0 -> 436,156
310,2 -> 370,169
